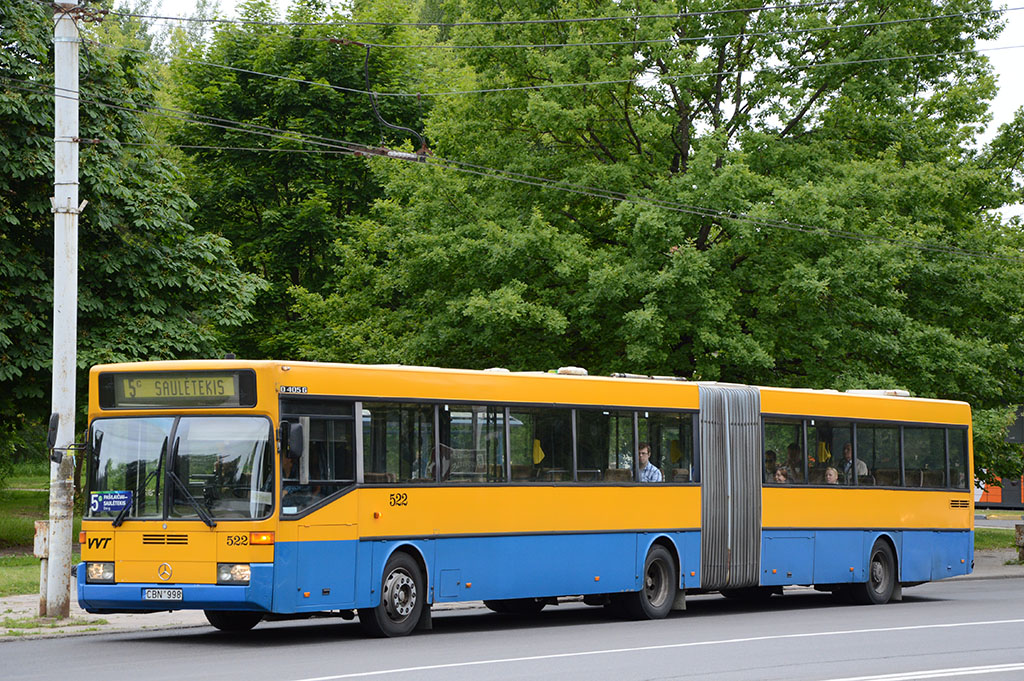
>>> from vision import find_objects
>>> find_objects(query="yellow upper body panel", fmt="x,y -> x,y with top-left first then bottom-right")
89,360 -> 971,426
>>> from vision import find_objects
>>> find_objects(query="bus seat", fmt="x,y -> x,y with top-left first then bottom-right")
922,470 -> 945,487
874,468 -> 898,486
363,472 -> 396,484
604,468 -> 633,482
510,465 -> 534,480
672,468 -> 690,482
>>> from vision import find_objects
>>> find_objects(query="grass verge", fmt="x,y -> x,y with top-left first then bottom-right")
0,491 -> 48,548
0,489 -> 81,550
975,527 -> 1017,550
0,553 -> 81,597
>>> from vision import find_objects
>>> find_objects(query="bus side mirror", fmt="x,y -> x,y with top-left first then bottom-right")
286,422 -> 304,460
47,412 -> 60,450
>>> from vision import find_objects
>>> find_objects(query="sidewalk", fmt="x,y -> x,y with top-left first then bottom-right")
3,551 -> 1021,641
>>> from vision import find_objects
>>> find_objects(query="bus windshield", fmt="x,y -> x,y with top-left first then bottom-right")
88,416 -> 274,521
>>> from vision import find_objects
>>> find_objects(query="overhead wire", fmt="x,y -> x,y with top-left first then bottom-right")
90,0 -> 855,29
3,74 -> 1019,263
59,2 -> 1020,51
337,7 -> 1024,51
85,40 -> 1024,99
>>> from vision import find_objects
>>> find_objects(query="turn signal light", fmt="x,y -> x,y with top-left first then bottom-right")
249,531 -> 275,545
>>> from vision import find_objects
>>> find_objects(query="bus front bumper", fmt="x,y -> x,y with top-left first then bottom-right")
75,563 -> 274,614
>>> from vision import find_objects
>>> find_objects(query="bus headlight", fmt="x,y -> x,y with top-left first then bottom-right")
86,562 -> 114,583
217,563 -> 251,585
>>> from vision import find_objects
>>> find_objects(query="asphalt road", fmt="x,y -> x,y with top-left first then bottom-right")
7,577 -> 1024,681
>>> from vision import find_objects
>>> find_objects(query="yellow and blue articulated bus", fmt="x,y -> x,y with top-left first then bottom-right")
77,360 -> 974,636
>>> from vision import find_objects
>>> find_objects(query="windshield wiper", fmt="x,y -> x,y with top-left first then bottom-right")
167,470 -> 217,528
112,436 -> 166,528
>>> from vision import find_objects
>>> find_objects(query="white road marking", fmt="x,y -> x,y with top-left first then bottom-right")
819,663 -> 1024,680
292,618 -> 1024,681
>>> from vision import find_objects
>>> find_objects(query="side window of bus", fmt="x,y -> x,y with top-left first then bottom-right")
508,408 -> 572,481
764,419 -> 803,484
637,411 -> 694,483
439,405 -> 506,483
858,425 -> 899,487
576,410 -> 634,482
279,399 -> 356,514
306,417 -> 355,496
904,427 -> 946,488
948,428 -> 969,490
363,403 -> 436,484
808,420 -> 852,484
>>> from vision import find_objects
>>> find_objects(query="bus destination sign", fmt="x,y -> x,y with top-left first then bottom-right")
99,370 -> 258,409
123,375 -> 234,400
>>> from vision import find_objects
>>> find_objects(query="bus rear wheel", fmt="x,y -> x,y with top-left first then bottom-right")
359,551 -> 425,637
622,545 -> 677,620
853,540 -> 896,605
204,610 -> 263,632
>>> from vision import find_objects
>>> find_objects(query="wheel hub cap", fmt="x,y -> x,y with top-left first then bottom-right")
383,568 -> 416,620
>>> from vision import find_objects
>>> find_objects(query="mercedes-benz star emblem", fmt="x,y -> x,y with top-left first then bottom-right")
157,563 -> 173,581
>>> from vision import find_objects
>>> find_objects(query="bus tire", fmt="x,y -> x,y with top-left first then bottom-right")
359,552 -> 424,637
622,545 -> 677,620
204,610 -> 263,632
853,540 -> 896,605
483,598 -> 546,615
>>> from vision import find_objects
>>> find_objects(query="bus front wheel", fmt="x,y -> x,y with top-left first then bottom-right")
853,540 -> 896,605
622,545 -> 677,620
359,551 -> 425,637
204,610 -> 263,632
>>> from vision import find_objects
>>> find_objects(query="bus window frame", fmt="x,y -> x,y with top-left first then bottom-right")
86,413 -> 277,522
340,397 -> 700,487
761,412 -> 971,491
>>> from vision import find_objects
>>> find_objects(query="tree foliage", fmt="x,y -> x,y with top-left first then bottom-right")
281,0 -> 1024,478
167,0 -> 427,358
0,0 -> 261,456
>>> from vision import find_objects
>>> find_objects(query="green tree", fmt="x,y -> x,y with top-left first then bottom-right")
287,0 -> 1024,479
167,0 -> 428,359
0,0 -> 262,464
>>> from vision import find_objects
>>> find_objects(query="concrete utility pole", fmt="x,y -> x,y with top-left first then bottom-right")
45,2 -> 84,619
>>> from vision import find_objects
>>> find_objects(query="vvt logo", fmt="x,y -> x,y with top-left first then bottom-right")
86,537 -> 111,549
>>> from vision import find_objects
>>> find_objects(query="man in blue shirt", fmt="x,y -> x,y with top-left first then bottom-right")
638,443 -> 663,483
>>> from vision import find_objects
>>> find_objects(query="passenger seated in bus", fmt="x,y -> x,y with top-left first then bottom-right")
840,442 -> 866,484
773,466 -> 790,483
825,466 -> 839,485
786,443 -> 804,482
764,450 -> 778,482
638,443 -> 663,482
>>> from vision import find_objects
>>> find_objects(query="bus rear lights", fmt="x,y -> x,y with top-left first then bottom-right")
86,562 -> 114,583
249,531 -> 274,545
217,563 -> 251,585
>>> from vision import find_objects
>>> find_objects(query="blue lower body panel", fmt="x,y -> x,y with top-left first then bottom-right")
76,563 -> 274,614
759,529 -> 972,586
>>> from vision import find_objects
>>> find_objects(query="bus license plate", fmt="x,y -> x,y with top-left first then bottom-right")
143,588 -> 182,601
